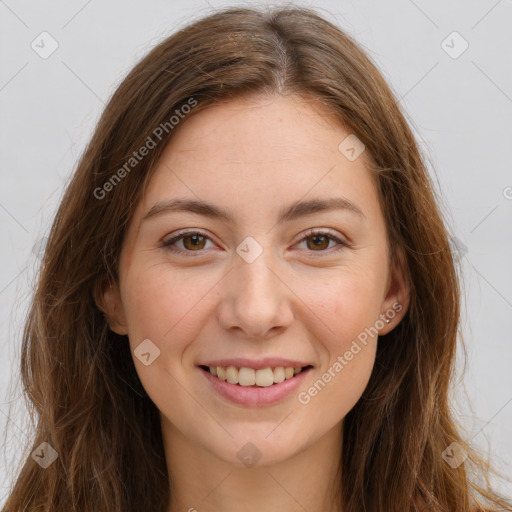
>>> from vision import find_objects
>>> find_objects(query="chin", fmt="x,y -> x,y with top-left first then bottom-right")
198,423 -> 311,469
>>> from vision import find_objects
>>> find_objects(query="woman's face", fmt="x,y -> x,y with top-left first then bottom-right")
101,93 -> 409,467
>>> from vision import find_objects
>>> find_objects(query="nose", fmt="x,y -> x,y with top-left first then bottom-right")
216,249 -> 294,339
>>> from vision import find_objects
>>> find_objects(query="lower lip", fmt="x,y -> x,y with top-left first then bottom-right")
199,366 -> 312,407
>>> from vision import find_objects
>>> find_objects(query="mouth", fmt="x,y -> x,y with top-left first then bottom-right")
198,364 -> 314,387
198,362 -> 314,407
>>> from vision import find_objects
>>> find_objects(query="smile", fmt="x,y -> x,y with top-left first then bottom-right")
199,364 -> 312,387
198,364 -> 314,407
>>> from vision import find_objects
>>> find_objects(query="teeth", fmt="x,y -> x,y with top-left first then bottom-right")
226,366 -> 238,384
273,367 -> 285,383
255,367 -> 273,387
206,365 -> 306,386
238,367 -> 256,386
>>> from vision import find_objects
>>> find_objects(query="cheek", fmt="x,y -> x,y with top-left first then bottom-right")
296,270 -> 381,408
122,265 -> 215,351
312,343 -> 377,421
303,268 -> 384,343
299,279 -> 379,418
120,267 -> 215,409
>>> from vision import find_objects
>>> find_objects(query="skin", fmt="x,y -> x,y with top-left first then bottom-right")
100,93 -> 410,512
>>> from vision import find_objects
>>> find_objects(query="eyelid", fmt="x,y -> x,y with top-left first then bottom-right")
162,228 -> 210,243
297,228 -> 348,246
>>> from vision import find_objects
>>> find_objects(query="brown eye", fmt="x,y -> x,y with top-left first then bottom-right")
295,230 -> 346,256
162,231 -> 215,254
306,234 -> 330,251
182,234 -> 207,250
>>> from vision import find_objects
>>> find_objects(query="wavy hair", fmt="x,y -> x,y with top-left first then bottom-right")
3,5 -> 511,511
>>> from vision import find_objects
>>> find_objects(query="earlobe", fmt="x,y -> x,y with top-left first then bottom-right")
94,276 -> 128,335
379,246 -> 410,335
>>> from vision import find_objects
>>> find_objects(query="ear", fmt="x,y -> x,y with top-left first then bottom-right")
378,245 -> 410,335
94,275 -> 128,335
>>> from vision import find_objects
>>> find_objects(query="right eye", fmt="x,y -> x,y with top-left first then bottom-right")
161,231 -> 216,255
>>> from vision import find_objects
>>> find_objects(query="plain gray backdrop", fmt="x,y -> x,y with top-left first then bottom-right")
1,0 -> 511,504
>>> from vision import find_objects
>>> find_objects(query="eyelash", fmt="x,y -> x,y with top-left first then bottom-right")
161,229 -> 348,257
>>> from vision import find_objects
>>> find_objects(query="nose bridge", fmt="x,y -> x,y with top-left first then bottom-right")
238,248 -> 278,301
217,242 -> 293,337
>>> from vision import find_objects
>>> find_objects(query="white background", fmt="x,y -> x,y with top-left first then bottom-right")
1,0 -> 511,504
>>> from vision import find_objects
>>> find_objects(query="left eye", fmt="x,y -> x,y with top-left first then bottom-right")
295,230 -> 346,253
161,230 -> 346,256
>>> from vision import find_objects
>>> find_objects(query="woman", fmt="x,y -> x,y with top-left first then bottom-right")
3,5 -> 511,512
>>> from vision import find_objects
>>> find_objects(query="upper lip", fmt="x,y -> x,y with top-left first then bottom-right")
197,358 -> 313,370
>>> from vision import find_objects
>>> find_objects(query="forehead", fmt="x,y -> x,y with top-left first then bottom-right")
135,93 -> 381,227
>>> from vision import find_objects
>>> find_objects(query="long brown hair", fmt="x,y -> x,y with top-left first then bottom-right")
3,6 -> 511,511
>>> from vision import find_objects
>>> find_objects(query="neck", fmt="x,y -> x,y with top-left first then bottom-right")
162,418 -> 344,512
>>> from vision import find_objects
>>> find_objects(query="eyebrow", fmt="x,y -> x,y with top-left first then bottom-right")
142,196 -> 365,224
